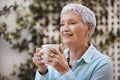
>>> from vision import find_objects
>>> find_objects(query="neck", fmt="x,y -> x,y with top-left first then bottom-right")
69,43 -> 89,65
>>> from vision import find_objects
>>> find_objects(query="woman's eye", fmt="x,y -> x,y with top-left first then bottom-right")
60,23 -> 64,26
70,22 -> 75,25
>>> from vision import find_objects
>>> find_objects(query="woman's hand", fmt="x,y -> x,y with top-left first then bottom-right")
32,48 -> 47,74
42,44 -> 71,75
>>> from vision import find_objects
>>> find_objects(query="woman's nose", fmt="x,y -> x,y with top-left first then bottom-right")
63,24 -> 70,31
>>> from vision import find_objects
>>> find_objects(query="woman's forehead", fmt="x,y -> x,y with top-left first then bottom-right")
60,11 -> 83,21
61,10 -> 80,16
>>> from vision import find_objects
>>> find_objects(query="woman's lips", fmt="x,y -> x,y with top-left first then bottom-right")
63,33 -> 73,38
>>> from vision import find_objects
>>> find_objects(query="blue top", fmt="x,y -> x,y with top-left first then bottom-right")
35,44 -> 113,80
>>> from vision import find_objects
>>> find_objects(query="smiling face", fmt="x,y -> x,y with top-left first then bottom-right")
60,11 -> 91,46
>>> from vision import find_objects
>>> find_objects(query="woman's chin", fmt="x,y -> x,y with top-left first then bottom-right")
62,40 -> 73,45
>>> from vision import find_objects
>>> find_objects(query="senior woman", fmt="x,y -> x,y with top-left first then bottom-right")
33,3 -> 113,80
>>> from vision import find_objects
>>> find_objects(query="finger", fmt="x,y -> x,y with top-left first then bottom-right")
33,56 -> 39,61
33,57 -> 44,65
35,48 -> 44,57
41,56 -> 56,65
48,53 -> 57,58
34,52 -> 41,57
59,44 -> 64,54
46,58 -> 59,67
47,47 -> 58,55
39,49 -> 44,55
32,57 -> 38,65
37,60 -> 44,65
41,53 -> 55,61
36,48 -> 40,53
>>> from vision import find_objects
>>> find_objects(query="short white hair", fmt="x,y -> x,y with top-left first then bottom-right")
61,3 -> 96,37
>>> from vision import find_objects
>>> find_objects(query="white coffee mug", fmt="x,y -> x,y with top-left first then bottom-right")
41,44 -> 59,61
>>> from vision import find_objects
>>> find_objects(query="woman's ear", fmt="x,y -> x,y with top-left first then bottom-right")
87,24 -> 92,37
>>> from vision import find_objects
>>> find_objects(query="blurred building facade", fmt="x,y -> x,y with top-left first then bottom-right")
94,0 -> 120,80
108,0 -> 120,80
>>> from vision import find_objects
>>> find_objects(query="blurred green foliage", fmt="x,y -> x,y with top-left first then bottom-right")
0,0 -> 119,80
0,74 -> 10,80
